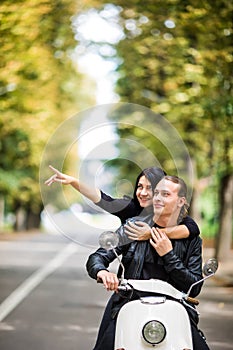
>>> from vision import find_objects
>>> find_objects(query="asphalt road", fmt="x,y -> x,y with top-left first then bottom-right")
0,230 -> 232,350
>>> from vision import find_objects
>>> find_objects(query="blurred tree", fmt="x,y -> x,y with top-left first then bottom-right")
77,0 -> 233,258
0,0 -> 95,230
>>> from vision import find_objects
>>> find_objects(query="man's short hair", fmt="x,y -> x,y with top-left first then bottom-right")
163,175 -> 189,221
163,175 -> 187,197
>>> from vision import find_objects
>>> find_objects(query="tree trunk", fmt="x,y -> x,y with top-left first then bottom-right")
14,207 -> 27,231
26,209 -> 41,230
215,174 -> 233,261
189,187 -> 202,227
0,196 -> 4,230
188,157 -> 202,225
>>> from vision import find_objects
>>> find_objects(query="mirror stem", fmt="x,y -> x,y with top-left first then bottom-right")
111,246 -> 125,281
186,273 -> 215,298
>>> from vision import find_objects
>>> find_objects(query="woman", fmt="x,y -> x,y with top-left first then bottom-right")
45,165 -> 199,240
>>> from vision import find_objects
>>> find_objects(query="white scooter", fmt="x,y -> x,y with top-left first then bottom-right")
99,231 -> 218,350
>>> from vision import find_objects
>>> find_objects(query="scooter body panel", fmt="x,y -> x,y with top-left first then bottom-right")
115,298 -> 193,350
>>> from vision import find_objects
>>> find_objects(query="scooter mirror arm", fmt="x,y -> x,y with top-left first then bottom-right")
185,272 -> 215,299
182,299 -> 200,315
111,246 -> 125,281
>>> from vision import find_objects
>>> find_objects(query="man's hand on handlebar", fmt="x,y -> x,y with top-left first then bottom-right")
97,270 -> 119,291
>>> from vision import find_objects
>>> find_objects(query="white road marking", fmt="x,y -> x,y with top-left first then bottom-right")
0,242 -> 78,322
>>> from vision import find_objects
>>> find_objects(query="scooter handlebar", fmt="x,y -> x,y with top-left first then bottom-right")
118,286 -> 199,305
98,277 -> 199,306
186,296 -> 199,305
118,284 -> 133,292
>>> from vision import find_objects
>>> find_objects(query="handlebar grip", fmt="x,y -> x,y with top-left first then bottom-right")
187,296 -> 199,305
118,285 -> 127,291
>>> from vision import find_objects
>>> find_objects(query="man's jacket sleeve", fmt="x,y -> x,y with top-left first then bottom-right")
86,247 -> 122,280
161,237 -> 203,297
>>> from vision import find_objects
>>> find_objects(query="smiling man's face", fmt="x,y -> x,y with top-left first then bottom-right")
153,179 -> 185,223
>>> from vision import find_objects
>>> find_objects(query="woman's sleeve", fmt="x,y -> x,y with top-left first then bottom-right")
95,191 -> 136,223
181,215 -> 200,239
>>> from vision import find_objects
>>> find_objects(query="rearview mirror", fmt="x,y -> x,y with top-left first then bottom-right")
99,231 -> 119,250
203,258 -> 218,276
99,231 -> 125,281
186,257 -> 218,298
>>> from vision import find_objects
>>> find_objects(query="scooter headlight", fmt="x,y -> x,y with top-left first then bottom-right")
142,320 -> 166,345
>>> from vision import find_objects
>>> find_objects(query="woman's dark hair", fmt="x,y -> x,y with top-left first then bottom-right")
133,167 -> 166,210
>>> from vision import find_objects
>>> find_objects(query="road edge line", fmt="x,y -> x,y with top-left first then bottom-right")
0,242 -> 78,322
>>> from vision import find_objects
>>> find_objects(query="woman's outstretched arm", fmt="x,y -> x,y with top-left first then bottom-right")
44,165 -> 101,203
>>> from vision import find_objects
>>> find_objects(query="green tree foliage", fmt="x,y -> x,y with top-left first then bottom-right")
114,0 -> 233,256
0,0 -> 94,230
114,0 -> 232,173
77,0 -> 233,256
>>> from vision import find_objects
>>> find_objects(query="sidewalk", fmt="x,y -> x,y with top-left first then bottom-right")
203,247 -> 233,287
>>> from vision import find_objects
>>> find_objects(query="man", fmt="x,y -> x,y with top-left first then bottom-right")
86,175 -> 209,350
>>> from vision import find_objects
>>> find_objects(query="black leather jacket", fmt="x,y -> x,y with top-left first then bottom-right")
86,216 -> 203,297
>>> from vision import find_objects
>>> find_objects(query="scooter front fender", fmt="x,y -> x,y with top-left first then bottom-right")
114,298 -> 193,350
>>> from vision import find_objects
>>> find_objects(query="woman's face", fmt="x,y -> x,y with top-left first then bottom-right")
136,175 -> 153,208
